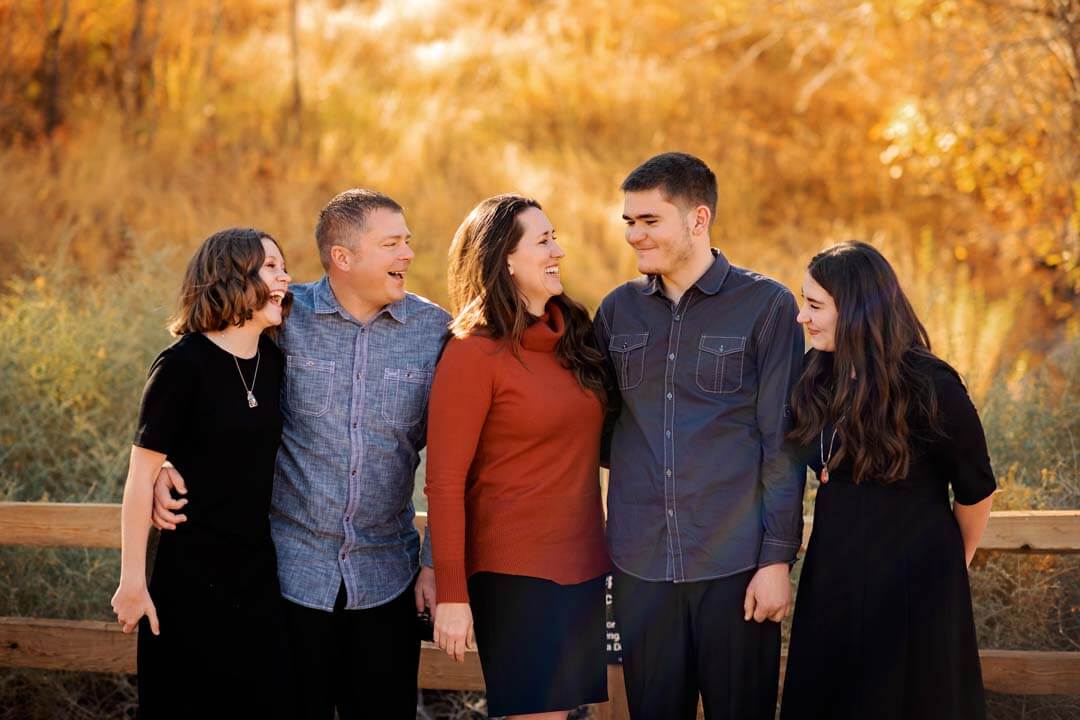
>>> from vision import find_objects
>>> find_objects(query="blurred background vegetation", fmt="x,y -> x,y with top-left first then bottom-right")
0,0 -> 1077,717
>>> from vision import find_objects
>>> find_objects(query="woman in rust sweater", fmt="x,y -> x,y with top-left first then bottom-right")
426,194 -> 611,719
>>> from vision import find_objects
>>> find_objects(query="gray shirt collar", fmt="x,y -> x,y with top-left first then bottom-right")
641,248 -> 732,298
313,275 -> 408,324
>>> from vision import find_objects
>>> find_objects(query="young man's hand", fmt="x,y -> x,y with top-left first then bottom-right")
743,563 -> 792,623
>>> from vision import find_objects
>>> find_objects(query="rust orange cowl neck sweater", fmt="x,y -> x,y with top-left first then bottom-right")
425,302 -> 611,604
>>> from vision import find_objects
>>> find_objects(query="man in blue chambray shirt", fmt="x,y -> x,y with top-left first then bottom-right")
596,153 -> 805,720
152,190 -> 450,719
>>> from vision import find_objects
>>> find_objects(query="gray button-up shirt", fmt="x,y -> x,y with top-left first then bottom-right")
595,249 -> 805,583
271,277 -> 450,610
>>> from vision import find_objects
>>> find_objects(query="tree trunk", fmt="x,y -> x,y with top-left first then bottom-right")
123,0 -> 161,121
286,0 -> 303,146
202,0 -> 225,82
36,0 -> 69,138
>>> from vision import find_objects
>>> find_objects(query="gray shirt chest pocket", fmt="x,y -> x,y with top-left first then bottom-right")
609,332 -> 649,390
286,356 -> 335,416
696,336 -> 746,394
381,367 -> 434,428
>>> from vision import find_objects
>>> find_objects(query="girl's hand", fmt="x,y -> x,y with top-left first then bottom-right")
111,584 -> 160,635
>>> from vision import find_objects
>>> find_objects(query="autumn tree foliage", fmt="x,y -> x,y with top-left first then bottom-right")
0,0 -> 1075,347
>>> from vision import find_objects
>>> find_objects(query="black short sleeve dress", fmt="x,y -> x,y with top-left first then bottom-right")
132,332 -> 289,718
780,353 -> 996,720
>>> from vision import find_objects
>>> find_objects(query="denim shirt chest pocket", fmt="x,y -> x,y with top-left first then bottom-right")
381,367 -> 434,428
286,355 -> 335,416
696,335 -> 746,394
609,332 -> 649,390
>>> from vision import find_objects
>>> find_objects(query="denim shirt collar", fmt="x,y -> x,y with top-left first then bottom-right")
312,275 -> 407,324
641,248 -> 732,297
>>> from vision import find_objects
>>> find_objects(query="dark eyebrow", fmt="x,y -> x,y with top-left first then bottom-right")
622,213 -> 660,222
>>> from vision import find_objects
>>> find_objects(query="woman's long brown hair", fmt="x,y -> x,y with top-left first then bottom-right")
447,194 -> 608,399
789,241 -> 943,484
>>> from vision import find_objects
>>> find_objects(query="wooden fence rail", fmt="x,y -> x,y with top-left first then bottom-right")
1,503 -> 1078,715
1,504 -> 1079,554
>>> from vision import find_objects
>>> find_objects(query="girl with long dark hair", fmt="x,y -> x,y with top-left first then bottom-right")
425,194 -> 611,719
111,228 -> 292,718
780,241 -> 995,720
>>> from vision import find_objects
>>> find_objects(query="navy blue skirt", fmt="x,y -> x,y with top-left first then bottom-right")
468,572 -> 608,716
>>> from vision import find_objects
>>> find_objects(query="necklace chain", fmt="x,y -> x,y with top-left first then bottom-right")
232,348 -> 260,409
818,415 -> 845,483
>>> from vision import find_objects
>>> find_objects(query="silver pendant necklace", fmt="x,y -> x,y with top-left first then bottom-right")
232,351 -> 261,408
819,415 -> 844,484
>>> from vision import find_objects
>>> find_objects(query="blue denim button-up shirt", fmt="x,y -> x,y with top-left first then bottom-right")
595,250 -> 805,583
271,277 -> 450,610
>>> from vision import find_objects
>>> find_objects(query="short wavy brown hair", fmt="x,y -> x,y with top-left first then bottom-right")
167,227 -> 292,336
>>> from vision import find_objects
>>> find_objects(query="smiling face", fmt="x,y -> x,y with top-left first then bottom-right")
333,206 -> 415,310
506,206 -> 564,314
797,271 -> 839,352
253,237 -> 291,328
622,188 -> 702,277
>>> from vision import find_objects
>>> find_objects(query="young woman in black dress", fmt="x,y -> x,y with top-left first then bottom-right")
781,241 -> 995,720
111,228 -> 292,718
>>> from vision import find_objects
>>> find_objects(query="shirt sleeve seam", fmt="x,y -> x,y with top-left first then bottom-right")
755,289 -> 789,348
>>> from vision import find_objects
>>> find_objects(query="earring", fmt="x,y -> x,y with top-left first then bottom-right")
507,265 -> 514,275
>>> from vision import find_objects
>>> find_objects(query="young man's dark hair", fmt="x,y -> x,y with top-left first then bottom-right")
620,151 -> 718,224
314,188 -> 403,270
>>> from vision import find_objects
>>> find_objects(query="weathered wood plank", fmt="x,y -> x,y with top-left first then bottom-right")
980,649 -> 1080,696
0,617 -> 134,673
0,503 -> 428,549
2,618 -> 1077,697
976,510 -> 1080,553
0,617 -> 485,688
418,640 -> 483,691
2,503 -> 1077,554
0,503 -> 121,549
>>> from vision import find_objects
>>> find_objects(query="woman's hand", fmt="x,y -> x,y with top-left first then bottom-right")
433,602 -> 474,662
111,583 -> 160,635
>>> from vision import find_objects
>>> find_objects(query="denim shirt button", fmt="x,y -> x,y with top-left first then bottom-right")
667,509 -> 674,517
668,353 -> 675,360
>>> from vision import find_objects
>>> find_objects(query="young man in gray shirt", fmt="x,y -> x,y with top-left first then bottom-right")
596,153 -> 805,720
152,190 -> 449,719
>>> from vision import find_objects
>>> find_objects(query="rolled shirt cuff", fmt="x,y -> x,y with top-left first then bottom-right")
757,536 -> 800,568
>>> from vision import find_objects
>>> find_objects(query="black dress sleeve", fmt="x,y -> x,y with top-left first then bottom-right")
133,342 -> 195,457
933,365 -> 996,505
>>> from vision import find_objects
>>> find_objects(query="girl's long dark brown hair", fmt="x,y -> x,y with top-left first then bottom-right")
790,241 -> 943,484
447,194 -> 608,399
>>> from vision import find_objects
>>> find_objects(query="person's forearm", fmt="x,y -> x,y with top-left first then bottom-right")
954,495 -> 993,567
119,450 -> 164,589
